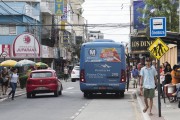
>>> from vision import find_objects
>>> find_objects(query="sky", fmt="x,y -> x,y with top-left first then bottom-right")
82,0 -> 131,43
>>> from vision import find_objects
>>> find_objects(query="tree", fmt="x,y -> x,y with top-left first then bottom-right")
137,0 -> 179,33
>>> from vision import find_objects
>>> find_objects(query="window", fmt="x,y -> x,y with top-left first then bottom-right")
0,25 -> 16,35
31,72 -> 52,78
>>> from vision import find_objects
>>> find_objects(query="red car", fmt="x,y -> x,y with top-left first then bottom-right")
26,69 -> 63,98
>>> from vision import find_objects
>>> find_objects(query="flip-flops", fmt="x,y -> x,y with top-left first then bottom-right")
143,106 -> 149,113
149,113 -> 153,116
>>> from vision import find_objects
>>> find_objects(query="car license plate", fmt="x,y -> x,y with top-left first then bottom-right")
36,87 -> 47,90
99,86 -> 107,90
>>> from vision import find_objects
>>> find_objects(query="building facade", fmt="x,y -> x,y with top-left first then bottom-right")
0,0 -> 86,75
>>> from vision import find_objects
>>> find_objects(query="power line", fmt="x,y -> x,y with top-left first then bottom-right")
0,0 -> 42,32
0,23 -> 131,27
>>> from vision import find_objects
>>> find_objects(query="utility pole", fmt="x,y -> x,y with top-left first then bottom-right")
179,0 -> 180,34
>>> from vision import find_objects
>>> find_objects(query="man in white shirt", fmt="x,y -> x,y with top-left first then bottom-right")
140,58 -> 157,116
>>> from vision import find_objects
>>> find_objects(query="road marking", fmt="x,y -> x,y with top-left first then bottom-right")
70,102 -> 90,120
67,87 -> 74,90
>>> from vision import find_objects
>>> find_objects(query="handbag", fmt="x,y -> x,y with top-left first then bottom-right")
2,77 -> 8,82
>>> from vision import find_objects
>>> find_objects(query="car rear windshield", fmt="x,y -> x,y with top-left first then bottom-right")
31,72 -> 52,78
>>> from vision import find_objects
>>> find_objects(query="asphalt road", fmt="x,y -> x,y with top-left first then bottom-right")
0,80 -> 143,120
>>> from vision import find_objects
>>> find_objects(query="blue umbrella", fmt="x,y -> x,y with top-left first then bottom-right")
15,59 -> 35,67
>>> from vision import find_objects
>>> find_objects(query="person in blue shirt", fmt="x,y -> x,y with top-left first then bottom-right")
131,66 -> 139,88
140,58 -> 157,116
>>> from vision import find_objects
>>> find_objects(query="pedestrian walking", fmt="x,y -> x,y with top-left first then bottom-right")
64,66 -> 69,82
0,74 -> 2,99
131,66 -> 139,88
0,67 -> 10,95
140,58 -> 157,116
8,68 -> 19,100
163,63 -> 172,85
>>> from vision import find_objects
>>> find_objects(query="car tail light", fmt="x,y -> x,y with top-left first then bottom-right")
120,70 -> 126,82
80,69 -> 86,82
71,71 -> 75,74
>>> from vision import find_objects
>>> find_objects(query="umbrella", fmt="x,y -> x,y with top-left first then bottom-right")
15,59 -> 35,67
0,60 -> 17,67
35,62 -> 48,68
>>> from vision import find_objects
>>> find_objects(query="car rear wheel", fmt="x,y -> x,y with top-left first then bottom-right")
27,93 -> 31,98
59,90 -> 62,95
32,93 -> 36,98
54,90 -> 59,97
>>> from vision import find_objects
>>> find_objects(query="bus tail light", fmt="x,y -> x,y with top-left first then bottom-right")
80,69 -> 86,82
120,70 -> 126,82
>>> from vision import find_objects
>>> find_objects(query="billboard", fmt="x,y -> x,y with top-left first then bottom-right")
133,0 -> 146,31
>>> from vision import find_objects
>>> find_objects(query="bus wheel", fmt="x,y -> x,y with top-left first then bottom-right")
84,92 -> 88,98
115,92 -> 120,98
120,91 -> 124,98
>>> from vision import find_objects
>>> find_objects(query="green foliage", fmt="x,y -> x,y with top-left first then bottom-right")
19,74 -> 28,89
57,72 -> 64,79
137,0 -> 179,32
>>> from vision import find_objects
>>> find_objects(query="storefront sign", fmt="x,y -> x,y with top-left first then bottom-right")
0,44 -> 11,58
131,37 -> 154,53
12,33 -> 40,58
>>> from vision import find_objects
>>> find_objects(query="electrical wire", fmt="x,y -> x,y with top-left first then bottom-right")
0,0 -> 41,33
0,5 -> 25,24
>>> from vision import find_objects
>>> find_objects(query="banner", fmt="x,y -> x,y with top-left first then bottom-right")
55,0 -> 64,16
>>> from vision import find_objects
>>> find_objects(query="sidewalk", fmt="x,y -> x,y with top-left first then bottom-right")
135,86 -> 180,120
0,86 -> 26,102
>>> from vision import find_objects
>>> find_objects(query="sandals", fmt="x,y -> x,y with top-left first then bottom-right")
149,113 -> 153,116
143,106 -> 149,113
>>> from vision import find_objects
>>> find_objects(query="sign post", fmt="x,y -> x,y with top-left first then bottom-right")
149,17 -> 167,117
0,51 -> 7,61
148,38 -> 169,117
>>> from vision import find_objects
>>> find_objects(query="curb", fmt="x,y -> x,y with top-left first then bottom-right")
0,91 -> 26,102
134,90 -> 151,120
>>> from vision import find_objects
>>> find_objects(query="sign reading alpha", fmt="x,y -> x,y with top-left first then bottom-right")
148,38 -> 169,60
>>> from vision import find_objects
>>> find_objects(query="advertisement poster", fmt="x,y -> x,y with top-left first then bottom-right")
85,47 -> 121,62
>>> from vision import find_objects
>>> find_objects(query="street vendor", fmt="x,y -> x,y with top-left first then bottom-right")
171,65 -> 180,85
171,65 -> 180,96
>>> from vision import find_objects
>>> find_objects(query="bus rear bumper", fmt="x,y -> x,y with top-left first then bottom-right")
80,83 -> 126,93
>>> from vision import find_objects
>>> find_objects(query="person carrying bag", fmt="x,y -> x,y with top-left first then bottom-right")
0,67 -> 10,95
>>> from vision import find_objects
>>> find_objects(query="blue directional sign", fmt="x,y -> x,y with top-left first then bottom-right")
150,17 -> 166,37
